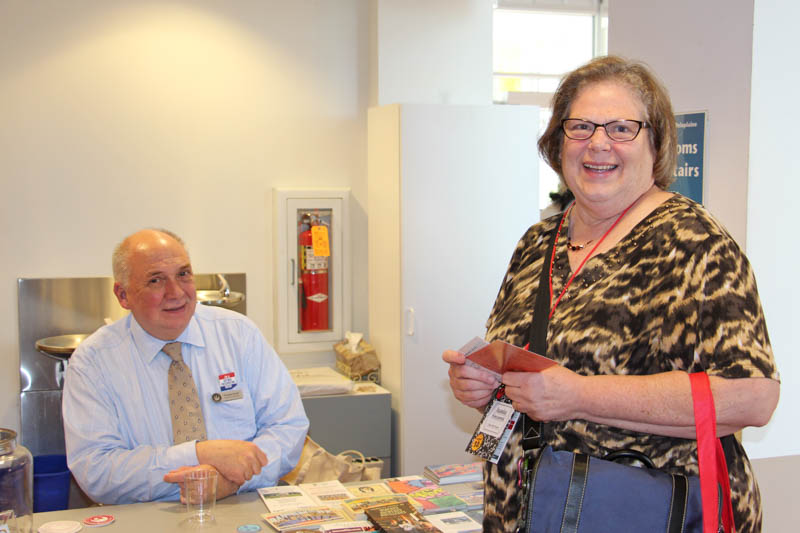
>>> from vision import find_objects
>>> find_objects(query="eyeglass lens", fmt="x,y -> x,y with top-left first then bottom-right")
563,119 -> 643,142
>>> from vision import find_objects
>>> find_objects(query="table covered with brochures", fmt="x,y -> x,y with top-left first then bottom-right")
32,464 -> 484,533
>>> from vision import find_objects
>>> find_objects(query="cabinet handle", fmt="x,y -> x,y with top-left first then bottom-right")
290,259 -> 295,286
406,307 -> 415,336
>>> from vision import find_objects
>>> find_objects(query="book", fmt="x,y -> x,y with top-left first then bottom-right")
384,475 -> 435,494
261,506 -> 348,531
259,485 -> 317,513
422,462 -> 482,485
319,521 -> 377,532
461,338 -> 556,379
346,482 -> 395,498
365,501 -> 442,533
443,481 -> 483,511
384,475 -> 466,515
300,480 -> 355,508
424,512 -> 482,533
341,494 -> 415,521
404,486 -> 468,515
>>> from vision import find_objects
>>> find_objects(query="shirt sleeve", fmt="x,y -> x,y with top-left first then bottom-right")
695,233 -> 779,381
235,326 -> 309,492
62,347 -> 197,504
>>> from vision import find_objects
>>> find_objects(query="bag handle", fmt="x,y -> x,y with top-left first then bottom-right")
690,372 -> 736,533
337,449 -> 367,471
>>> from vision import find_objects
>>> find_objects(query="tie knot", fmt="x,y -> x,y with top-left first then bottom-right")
162,342 -> 183,362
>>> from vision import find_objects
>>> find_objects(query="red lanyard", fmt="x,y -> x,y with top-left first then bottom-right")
548,201 -> 636,319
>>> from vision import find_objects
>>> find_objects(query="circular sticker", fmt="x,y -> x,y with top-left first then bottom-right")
212,393 -> 222,402
38,520 -> 83,533
83,515 -> 115,527
237,525 -> 262,533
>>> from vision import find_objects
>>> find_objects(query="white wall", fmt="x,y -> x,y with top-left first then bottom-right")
608,0 -> 753,249
371,0 -> 493,106
745,0 -> 800,459
0,0 -> 370,431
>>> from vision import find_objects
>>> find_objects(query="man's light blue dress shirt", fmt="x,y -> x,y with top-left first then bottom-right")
62,303 -> 309,504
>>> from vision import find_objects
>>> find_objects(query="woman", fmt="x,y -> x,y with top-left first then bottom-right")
443,56 -> 779,533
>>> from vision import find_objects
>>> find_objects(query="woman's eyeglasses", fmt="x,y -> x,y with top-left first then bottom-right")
561,118 -> 649,142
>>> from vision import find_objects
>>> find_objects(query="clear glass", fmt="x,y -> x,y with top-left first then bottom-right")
183,469 -> 217,526
0,429 -> 32,533
296,208 -> 333,333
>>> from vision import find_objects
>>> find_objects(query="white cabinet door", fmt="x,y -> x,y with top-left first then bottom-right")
370,104 -> 539,475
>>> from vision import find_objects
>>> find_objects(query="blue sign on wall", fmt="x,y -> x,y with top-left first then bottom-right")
670,111 -> 706,203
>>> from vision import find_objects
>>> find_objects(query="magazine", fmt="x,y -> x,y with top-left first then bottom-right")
422,462 -> 482,485
300,480 -> 355,508
444,481 -> 483,511
346,481 -> 394,498
424,512 -> 482,533
341,494 -> 415,521
319,521 -> 377,532
258,485 -> 317,513
261,506 -> 347,531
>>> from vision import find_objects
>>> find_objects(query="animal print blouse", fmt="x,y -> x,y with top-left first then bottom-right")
481,195 -> 778,533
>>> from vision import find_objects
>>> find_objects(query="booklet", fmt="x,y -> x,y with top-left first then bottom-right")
261,506 -> 347,531
461,337 -> 556,379
300,480 -> 354,508
258,485 -> 316,513
423,462 -> 482,485
424,511 -> 482,533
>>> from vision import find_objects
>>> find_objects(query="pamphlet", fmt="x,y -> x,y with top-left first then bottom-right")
461,338 -> 556,379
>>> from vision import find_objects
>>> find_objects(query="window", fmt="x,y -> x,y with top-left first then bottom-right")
493,0 -> 608,211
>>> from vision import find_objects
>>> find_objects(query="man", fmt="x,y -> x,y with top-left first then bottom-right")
62,228 -> 309,504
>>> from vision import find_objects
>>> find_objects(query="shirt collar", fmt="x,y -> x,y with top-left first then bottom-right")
129,308 -> 206,364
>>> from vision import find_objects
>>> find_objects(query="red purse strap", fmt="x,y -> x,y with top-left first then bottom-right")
690,372 -> 736,533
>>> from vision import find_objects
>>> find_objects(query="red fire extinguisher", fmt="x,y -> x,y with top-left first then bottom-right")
298,214 -> 329,331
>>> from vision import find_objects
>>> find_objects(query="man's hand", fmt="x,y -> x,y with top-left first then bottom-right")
195,439 -> 268,486
163,464 -> 240,501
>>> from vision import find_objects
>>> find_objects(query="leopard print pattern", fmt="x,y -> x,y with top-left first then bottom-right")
482,195 -> 778,533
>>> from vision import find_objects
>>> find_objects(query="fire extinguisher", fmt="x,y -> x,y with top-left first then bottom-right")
298,214 -> 329,331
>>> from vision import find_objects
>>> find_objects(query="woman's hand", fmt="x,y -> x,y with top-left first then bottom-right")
502,365 -> 585,422
443,349 -> 500,410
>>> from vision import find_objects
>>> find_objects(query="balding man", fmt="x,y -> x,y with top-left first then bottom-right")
62,229 -> 309,504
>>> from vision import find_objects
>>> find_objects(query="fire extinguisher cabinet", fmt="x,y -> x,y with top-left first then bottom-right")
273,189 -> 351,353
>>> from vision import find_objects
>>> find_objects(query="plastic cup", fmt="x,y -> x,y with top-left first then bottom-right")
184,470 -> 217,524
0,509 -> 18,533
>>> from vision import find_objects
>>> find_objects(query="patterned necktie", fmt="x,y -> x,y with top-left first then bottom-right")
163,342 -> 207,443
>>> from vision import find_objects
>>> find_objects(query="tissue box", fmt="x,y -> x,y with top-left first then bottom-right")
334,339 -> 381,383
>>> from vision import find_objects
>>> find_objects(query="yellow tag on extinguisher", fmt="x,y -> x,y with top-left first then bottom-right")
311,225 -> 330,257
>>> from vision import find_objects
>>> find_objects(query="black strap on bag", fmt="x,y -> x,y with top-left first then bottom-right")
520,226 -> 559,451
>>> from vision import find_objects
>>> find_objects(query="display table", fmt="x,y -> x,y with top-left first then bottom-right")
34,491 -> 266,532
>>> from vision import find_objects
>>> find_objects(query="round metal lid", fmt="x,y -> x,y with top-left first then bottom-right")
35,334 -> 90,358
196,290 -> 245,308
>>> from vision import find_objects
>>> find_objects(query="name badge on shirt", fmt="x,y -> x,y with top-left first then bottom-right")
212,372 -> 243,402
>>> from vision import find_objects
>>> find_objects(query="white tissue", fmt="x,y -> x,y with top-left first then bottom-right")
345,331 -> 363,352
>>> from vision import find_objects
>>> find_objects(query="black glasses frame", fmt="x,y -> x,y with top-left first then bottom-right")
561,118 -> 649,142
